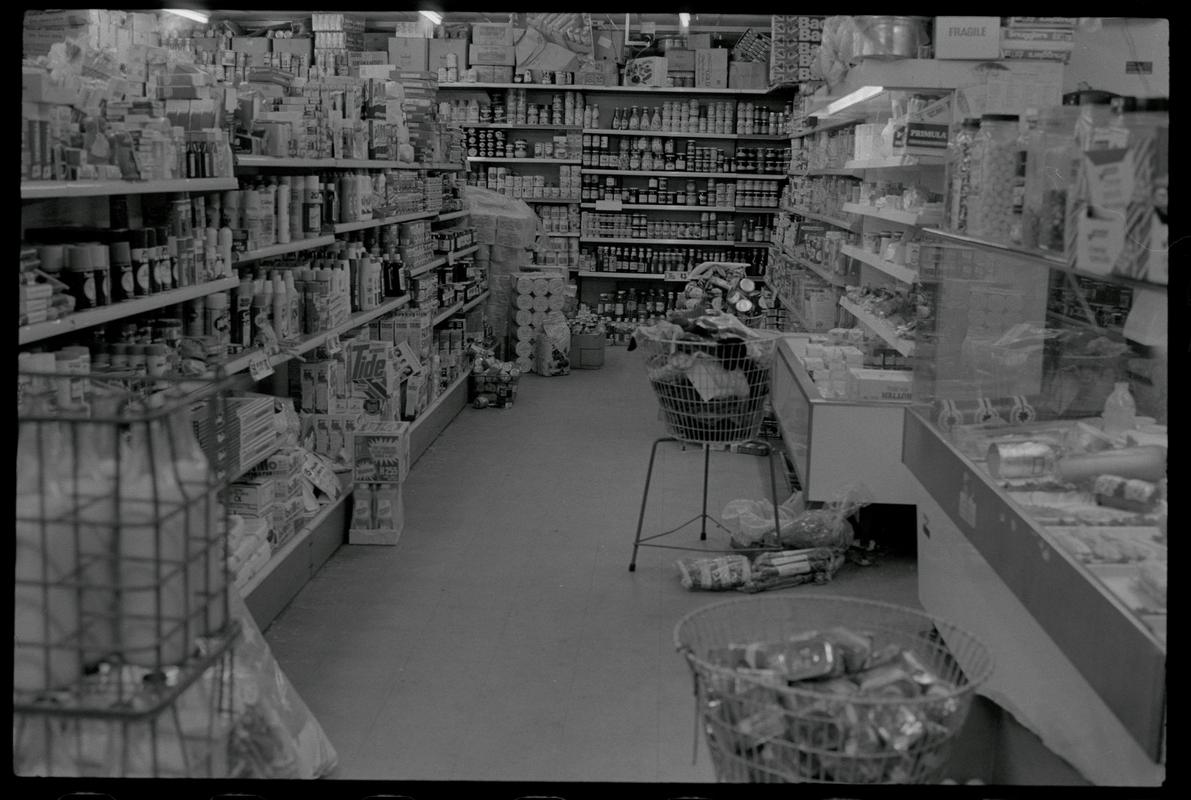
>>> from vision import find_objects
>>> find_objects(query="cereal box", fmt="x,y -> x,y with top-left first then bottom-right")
353,421 -> 412,484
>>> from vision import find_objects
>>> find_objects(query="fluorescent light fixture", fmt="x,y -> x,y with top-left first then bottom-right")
419,10 -> 443,25
813,85 -> 885,119
679,13 -> 691,28
165,9 -> 210,24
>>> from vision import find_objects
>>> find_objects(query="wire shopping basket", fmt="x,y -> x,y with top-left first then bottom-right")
15,369 -> 241,777
638,327 -> 783,445
673,595 -> 994,784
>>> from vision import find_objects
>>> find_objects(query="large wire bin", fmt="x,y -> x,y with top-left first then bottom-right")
639,328 -> 782,445
674,595 -> 994,784
15,369 -> 240,777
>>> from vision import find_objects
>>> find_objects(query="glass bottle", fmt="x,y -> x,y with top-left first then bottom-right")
1009,110 -> 1038,245
628,106 -> 641,131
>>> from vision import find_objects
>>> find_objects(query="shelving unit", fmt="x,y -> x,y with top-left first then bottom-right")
235,235 -> 338,263
580,202 -> 736,212
844,156 -> 944,171
576,271 -> 666,281
782,204 -> 861,231
19,277 -> 241,345
776,249 -> 848,287
838,297 -> 915,357
519,197 -> 581,204
840,202 -> 943,227
21,177 -> 237,200
331,209 -> 437,234
582,168 -> 788,179
460,290 -> 490,314
583,128 -> 786,141
791,167 -> 864,177
539,231 -> 581,238
462,123 -> 580,131
579,237 -> 768,247
234,156 -> 445,170
435,209 -> 470,222
466,157 -> 580,164
840,244 -> 918,284
441,82 -> 775,95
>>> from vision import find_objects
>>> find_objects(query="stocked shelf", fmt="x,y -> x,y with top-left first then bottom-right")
461,290 -> 491,314
435,209 -> 470,222
582,168 -> 788,179
422,162 -> 467,171
521,197 -> 581,204
539,231 -> 581,237
788,117 -> 864,139
408,256 -> 447,278
840,202 -> 943,227
331,209 -> 437,234
410,368 -> 471,437
18,276 -> 240,345
782,204 -> 861,231
218,294 -> 412,377
440,82 -> 774,95
580,202 -> 737,212
466,156 -> 580,164
235,156 -> 438,170
838,297 -> 915,357
21,177 -> 237,200
432,301 -> 464,326
840,244 -> 918,283
776,248 -> 847,287
461,123 -> 580,131
580,236 -> 769,247
447,243 -> 479,262
735,207 -> 780,214
583,128 -> 786,141
235,235 -> 338,263
240,479 -> 353,598
790,167 -> 864,177
576,271 -> 666,281
844,155 -> 945,170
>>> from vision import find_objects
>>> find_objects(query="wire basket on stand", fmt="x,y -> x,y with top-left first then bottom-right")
674,595 -> 995,784
15,369 -> 241,777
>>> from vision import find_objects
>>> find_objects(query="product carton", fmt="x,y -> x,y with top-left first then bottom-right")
469,44 -> 516,66
687,33 -> 712,50
388,37 -> 430,71
729,61 -> 768,90
348,483 -> 406,546
429,38 -> 469,71
353,421 -> 412,484
471,22 -> 514,46
575,60 -> 618,86
933,17 -> 1002,60
846,367 -> 914,401
695,48 -> 728,88
624,56 -> 668,87
665,49 -> 695,72
272,37 -> 313,59
231,36 -> 271,57
223,477 -> 276,515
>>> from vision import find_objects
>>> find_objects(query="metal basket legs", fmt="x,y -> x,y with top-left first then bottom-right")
629,438 -> 784,571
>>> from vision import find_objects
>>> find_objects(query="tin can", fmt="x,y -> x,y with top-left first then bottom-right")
987,441 -> 1057,480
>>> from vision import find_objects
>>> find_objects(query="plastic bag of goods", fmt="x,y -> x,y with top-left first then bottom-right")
461,185 -> 538,249
533,310 -> 572,376
676,554 -> 752,590
781,482 -> 874,550
738,547 -> 847,593
722,491 -> 807,548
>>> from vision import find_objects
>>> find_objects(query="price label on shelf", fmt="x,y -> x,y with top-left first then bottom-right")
664,271 -> 689,282
248,354 -> 275,381
325,333 -> 342,355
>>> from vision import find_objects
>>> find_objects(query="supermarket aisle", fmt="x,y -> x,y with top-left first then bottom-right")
263,345 -> 919,782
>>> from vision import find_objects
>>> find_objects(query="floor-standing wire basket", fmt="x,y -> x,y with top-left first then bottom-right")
629,326 -> 788,569
15,370 -> 241,777
674,595 -> 995,784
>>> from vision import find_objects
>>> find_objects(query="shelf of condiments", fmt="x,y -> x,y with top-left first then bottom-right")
442,89 -> 586,128
464,127 -> 582,159
775,208 -> 922,285
781,176 -> 941,228
592,100 -> 792,136
579,245 -> 769,277
581,175 -> 780,208
935,94 -> 1169,290
464,165 -> 582,202
581,211 -> 773,243
581,134 -> 788,174
535,205 -> 581,235
595,288 -> 692,321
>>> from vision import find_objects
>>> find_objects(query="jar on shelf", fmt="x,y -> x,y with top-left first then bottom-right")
1021,107 -> 1080,253
967,114 -> 1019,244
946,118 -> 981,234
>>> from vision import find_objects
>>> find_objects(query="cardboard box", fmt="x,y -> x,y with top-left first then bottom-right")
665,49 -> 695,72
231,36 -> 271,57
576,59 -> 618,86
729,61 -> 768,90
353,421 -> 412,484
695,48 -> 728,88
271,37 -> 312,59
471,22 -> 514,46
687,33 -> 712,50
474,64 -> 515,82
429,38 -> 469,71
847,367 -> 914,402
469,44 -> 516,66
389,37 -> 429,71
933,16 -> 1002,60
348,483 -> 405,546
362,32 -> 392,51
624,56 -> 668,87
593,28 -> 624,62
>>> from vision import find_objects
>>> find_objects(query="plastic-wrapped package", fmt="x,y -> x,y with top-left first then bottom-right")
676,555 -> 752,590
780,483 -> 873,550
722,492 -> 806,547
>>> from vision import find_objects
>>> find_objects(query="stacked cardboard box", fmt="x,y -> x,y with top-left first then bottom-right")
770,15 -> 824,85
1000,17 -> 1077,63
509,271 -> 569,374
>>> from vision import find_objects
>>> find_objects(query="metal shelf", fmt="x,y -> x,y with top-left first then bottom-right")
790,167 -> 865,177
19,277 -> 240,345
235,156 -> 431,170
539,231 -> 581,238
422,163 -> 467,171
583,128 -> 786,141
844,156 -> 945,170
331,210 -> 436,234
461,290 -> 491,314
466,157 -> 580,164
462,123 -> 580,131
840,244 -> 918,284
409,369 -> 471,437
581,168 -> 787,180
435,209 -> 470,222
235,235 -> 338,263
841,202 -> 943,227
433,301 -> 463,326
776,248 -> 848,287
575,271 -> 667,281
782,204 -> 862,231
408,256 -> 447,279
440,82 -> 775,95
580,203 -> 737,213
21,177 -> 237,200
580,236 -> 769,247
838,297 -> 915,357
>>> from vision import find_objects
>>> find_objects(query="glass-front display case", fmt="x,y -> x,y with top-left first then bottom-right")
902,98 -> 1167,780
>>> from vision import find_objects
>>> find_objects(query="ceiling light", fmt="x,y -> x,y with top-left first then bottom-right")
679,13 -> 691,28
165,9 -> 210,25
419,10 -> 443,25
814,85 -> 885,119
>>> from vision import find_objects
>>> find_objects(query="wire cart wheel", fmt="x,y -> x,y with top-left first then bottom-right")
673,595 -> 995,784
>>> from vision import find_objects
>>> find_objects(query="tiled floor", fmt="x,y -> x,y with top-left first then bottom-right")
263,345 -> 920,782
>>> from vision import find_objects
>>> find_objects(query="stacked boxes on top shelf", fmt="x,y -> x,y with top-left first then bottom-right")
769,15 -> 825,86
